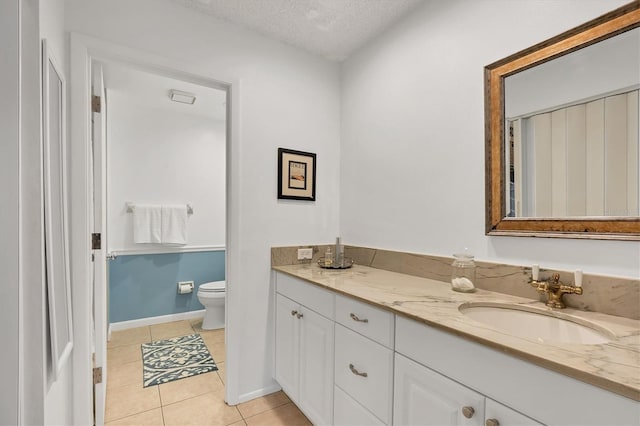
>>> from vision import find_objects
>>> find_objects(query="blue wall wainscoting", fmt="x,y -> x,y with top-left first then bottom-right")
109,250 -> 225,323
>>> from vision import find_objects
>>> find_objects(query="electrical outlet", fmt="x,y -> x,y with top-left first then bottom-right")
297,248 -> 313,260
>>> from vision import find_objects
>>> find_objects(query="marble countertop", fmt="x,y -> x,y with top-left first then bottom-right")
273,263 -> 640,401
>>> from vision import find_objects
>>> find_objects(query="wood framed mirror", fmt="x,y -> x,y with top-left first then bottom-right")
485,2 -> 640,240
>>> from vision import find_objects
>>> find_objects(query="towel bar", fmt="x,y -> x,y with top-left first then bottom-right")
126,202 -> 193,215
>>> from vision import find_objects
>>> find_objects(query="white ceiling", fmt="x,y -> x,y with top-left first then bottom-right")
102,61 -> 227,121
171,0 -> 424,61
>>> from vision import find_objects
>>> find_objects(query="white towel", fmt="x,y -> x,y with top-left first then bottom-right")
161,205 -> 188,245
133,204 -> 162,244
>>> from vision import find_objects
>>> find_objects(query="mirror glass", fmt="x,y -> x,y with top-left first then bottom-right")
504,28 -> 639,218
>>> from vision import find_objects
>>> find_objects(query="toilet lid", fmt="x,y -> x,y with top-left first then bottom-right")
199,281 -> 226,292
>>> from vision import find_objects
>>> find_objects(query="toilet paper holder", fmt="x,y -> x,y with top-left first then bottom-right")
177,281 -> 194,294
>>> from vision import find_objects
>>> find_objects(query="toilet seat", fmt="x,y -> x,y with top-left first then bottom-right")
199,281 -> 226,293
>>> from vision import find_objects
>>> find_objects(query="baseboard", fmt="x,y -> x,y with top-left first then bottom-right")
232,382 -> 282,405
109,310 -> 206,331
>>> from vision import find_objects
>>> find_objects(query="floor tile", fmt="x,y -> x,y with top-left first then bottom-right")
107,360 -> 143,390
150,320 -> 195,341
108,327 -> 151,348
105,408 -> 163,426
203,338 -> 226,363
244,403 -> 311,426
200,328 -> 225,344
105,382 -> 161,423
108,343 -> 143,366
216,362 -> 226,385
162,390 -> 242,426
237,391 -> 289,419
159,371 -> 224,406
228,421 -> 247,426
190,318 -> 206,332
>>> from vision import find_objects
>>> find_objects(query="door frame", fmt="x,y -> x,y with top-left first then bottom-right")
69,33 -> 241,424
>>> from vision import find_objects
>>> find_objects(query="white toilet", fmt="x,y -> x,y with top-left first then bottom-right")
197,280 -> 226,330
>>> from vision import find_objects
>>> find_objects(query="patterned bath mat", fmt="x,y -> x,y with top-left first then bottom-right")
141,333 -> 217,387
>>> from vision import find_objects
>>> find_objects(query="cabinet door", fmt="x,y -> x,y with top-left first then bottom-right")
394,354 -> 484,426
485,399 -> 543,426
275,294 -> 300,400
299,306 -> 334,426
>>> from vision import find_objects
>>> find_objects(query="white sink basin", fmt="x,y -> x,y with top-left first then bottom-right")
459,303 -> 612,345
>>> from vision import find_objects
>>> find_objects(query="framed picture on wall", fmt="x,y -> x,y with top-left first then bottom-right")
277,148 -> 316,201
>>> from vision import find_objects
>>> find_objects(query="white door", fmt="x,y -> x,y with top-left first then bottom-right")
91,60 -> 108,426
394,353 -> 484,426
298,306 -> 334,426
274,294 -> 300,400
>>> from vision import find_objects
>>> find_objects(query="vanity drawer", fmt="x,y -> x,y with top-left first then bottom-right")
335,294 -> 394,348
334,324 -> 393,424
276,272 -> 334,320
334,385 -> 385,426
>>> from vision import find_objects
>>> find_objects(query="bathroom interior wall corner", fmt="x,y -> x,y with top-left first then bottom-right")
65,0 -> 341,403
339,0 -> 639,278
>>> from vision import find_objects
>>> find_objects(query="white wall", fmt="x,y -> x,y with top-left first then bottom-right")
340,0 -> 640,278
107,90 -> 226,252
0,1 -> 21,424
41,0 -> 75,424
65,0 -> 341,405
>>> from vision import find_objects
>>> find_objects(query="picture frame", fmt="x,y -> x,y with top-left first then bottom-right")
42,39 -> 73,381
277,148 -> 316,201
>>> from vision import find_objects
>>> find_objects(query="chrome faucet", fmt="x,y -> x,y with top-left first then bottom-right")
529,270 -> 583,309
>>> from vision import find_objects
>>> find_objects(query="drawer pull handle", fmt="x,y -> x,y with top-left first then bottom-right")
485,419 -> 499,426
296,312 -> 304,319
461,406 -> 475,418
349,363 -> 368,378
350,313 -> 369,323
291,310 -> 298,316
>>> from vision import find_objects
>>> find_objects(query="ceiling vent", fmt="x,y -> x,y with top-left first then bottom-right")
169,89 -> 196,104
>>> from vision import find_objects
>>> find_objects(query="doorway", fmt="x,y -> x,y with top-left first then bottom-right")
71,39 -> 232,423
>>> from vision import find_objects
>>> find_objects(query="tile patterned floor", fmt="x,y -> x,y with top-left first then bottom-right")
106,319 -> 311,426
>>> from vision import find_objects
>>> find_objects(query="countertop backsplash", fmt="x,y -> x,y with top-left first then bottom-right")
271,245 -> 639,320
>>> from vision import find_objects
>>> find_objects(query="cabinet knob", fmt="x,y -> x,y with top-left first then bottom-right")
348,363 -> 368,377
350,313 -> 369,323
485,419 -> 500,426
461,406 -> 475,419
290,310 -> 298,316
296,312 -> 304,319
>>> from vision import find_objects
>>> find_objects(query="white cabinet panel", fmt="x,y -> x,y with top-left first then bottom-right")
334,386 -> 385,426
335,324 -> 393,424
277,272 -> 335,319
275,294 -> 299,400
394,353 -> 484,426
299,306 -> 334,426
336,294 -> 394,348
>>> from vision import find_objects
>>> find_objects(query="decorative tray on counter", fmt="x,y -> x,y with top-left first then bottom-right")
317,257 -> 354,269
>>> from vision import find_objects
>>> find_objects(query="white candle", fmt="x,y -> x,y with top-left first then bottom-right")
575,270 -> 583,287
532,264 -> 539,281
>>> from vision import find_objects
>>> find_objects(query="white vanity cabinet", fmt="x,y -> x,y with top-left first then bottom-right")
275,274 -> 335,426
394,353 -> 485,426
395,316 -> 639,426
394,353 -> 540,426
334,295 -> 395,425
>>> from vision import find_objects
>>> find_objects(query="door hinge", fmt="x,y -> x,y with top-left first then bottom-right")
91,95 -> 101,113
93,367 -> 103,385
92,233 -> 101,250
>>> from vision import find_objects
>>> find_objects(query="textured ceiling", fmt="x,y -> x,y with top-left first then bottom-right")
171,0 -> 423,61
